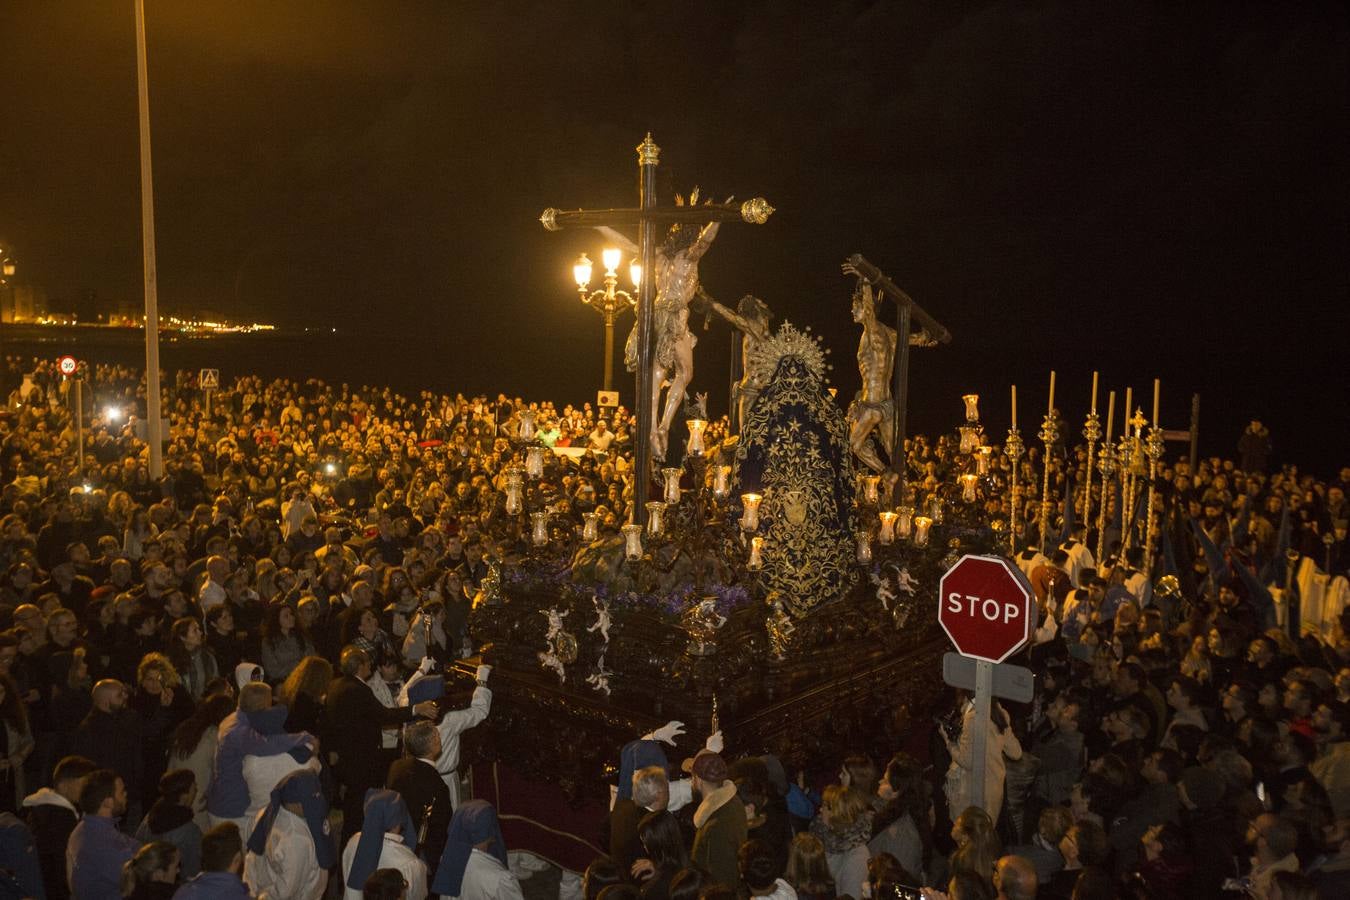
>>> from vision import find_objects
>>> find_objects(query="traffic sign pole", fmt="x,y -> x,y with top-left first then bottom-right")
970,659 -> 992,813
938,553 -> 1035,821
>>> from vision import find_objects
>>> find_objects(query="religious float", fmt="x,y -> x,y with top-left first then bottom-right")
445,134 -> 1028,868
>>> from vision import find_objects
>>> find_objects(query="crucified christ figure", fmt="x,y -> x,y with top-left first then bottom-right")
598,189 -> 727,461
842,262 -> 897,476
705,292 -> 773,428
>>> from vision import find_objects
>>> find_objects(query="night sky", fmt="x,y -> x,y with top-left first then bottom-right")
1,2 -> 1346,472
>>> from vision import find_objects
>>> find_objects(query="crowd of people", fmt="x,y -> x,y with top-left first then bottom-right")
0,353 -> 1346,900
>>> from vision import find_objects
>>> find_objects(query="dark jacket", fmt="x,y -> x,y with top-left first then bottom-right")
23,789 -> 78,900
323,675 -> 414,790
690,784 -> 747,891
386,756 -> 451,878
606,797 -> 643,877
136,800 -> 203,878
71,707 -> 144,797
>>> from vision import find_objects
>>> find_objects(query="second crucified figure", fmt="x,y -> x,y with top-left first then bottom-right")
599,189 -> 727,461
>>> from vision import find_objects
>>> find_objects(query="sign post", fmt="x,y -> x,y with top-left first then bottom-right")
200,368 -> 219,417
58,357 -> 83,479
938,554 -> 1034,815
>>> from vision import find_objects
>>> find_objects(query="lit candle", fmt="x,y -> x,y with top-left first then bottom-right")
1091,371 -> 1099,414
622,523 -> 643,560
878,511 -> 898,544
1047,370 -> 1056,414
1105,391 -> 1116,444
582,511 -> 600,542
962,394 -> 980,423
1152,378 -> 1160,429
748,536 -> 764,570
913,515 -> 933,547
861,474 -> 881,505
740,493 -> 762,531
961,473 -> 978,503
1011,384 -> 1018,430
930,495 -> 944,524
518,410 -> 536,441
686,418 -> 708,456
976,446 -> 992,475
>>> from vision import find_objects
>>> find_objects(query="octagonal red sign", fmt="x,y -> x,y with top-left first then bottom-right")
938,554 -> 1034,664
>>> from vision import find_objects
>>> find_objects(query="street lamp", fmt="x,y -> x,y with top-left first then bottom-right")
572,247 -> 639,392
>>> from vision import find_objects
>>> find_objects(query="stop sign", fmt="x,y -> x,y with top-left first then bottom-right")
938,554 -> 1034,664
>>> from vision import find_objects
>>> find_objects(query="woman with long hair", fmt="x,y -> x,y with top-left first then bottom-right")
942,690 -> 1023,828
869,752 -> 934,885
0,673 -> 33,813
166,618 -> 219,702
260,602 -> 315,684
809,783 -> 873,900
169,692 -> 235,830
633,810 -> 688,900
278,655 -> 332,735
949,807 -> 1001,894
784,833 -> 835,900
123,507 -> 157,561
46,647 -> 92,762
120,841 -> 180,900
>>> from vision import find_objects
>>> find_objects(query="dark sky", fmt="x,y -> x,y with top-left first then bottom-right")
2,1 -> 1347,471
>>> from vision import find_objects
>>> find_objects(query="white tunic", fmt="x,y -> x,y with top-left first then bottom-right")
341,832 -> 427,900
243,807 -> 328,900
241,755 -> 321,843
448,848 -> 526,900
434,685 -> 492,807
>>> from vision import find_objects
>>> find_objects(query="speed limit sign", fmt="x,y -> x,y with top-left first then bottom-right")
57,356 -> 77,376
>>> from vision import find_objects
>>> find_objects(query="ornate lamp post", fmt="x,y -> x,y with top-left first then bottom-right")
572,248 -> 640,393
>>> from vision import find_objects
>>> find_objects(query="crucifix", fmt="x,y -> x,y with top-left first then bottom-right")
540,134 -> 774,524
840,254 -> 952,502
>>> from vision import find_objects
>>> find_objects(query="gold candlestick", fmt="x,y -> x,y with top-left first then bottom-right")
1038,411 -> 1059,553
1095,391 -> 1116,565
1005,426 -> 1025,554
1143,424 -> 1165,568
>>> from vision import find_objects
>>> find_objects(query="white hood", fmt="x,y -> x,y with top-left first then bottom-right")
22,787 -> 77,814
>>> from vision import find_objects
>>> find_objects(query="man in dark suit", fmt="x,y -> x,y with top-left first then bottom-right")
324,646 -> 437,844
387,720 -> 452,880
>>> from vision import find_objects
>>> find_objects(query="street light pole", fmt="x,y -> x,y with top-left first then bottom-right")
134,0 -> 164,479
572,249 -> 638,393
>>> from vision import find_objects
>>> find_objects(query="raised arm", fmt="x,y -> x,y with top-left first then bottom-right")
594,226 -> 639,256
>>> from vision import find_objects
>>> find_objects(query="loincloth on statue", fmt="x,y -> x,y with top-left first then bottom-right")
848,395 -> 894,426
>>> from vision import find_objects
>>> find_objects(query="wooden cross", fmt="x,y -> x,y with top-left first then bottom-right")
843,254 -> 952,498
540,134 -> 774,524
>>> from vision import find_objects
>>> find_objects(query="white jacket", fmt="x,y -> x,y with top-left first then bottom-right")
244,807 -> 328,900
435,685 -> 492,807
341,833 -> 427,900
943,701 -> 1023,827
448,848 -> 526,900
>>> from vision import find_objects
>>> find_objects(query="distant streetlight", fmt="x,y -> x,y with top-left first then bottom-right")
105,406 -> 123,424
572,248 -> 639,392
